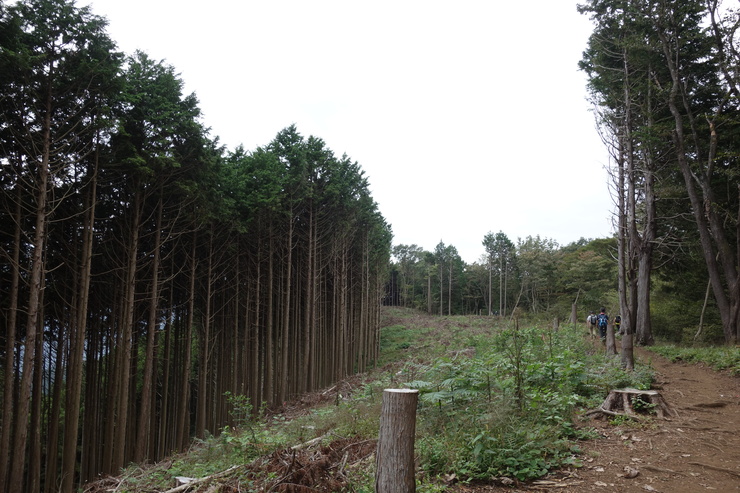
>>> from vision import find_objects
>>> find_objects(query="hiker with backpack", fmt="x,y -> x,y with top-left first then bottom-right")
596,308 -> 609,340
587,311 -> 598,338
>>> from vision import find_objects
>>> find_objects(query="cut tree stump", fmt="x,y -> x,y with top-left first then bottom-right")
376,389 -> 419,493
587,388 -> 678,420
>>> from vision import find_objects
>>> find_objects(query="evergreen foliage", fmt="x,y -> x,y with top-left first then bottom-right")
0,1 -> 390,490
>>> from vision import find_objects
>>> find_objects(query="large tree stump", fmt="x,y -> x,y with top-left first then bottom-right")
376,389 -> 419,493
589,388 -> 678,420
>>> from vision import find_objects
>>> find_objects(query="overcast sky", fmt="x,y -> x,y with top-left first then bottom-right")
86,0 -> 613,263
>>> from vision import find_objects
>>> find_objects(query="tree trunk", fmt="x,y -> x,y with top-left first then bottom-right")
635,75 -> 657,347
613,46 -> 637,370
0,185 -> 22,492
618,136 -> 634,368
135,197 -> 163,461
303,212 -> 317,391
439,262 -> 443,316
158,300 -> 173,457
635,252 -> 654,346
29,296 -> 45,493
621,330 -> 634,371
102,286 -> 121,473
44,320 -> 64,493
427,272 -> 431,315
338,247 -> 349,380
605,323 -> 618,357
279,214 -> 294,404
448,262 -> 453,316
570,302 -> 577,327
196,230 -> 214,437
80,318 -> 103,483
9,103 -> 50,491
488,258 -> 493,316
265,226 -> 275,405
110,191 -> 142,472
177,231 -> 196,450
499,255 -> 503,316
61,159 -> 98,493
658,28 -> 739,345
250,240 -> 262,413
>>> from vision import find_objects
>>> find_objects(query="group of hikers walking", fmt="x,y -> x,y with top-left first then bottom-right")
587,308 -> 622,341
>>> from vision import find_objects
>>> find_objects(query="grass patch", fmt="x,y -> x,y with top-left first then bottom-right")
648,344 -> 740,375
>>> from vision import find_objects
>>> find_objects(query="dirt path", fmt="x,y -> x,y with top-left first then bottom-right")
457,347 -> 740,493
570,347 -> 740,492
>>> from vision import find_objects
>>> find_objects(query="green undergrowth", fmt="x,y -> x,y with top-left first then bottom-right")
405,323 -> 652,483
648,343 -> 740,375
110,309 -> 655,491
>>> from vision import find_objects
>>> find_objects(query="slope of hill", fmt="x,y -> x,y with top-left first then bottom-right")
83,309 -> 740,492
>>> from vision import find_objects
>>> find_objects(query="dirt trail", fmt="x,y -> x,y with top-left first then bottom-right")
457,347 -> 740,493
574,347 -> 740,492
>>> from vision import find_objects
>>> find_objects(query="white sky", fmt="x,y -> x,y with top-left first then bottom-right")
86,0 -> 614,264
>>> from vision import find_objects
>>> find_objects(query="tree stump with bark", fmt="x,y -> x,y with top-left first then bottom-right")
588,388 -> 678,420
376,389 -> 419,493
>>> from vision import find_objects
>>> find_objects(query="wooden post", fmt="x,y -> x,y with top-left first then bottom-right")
376,389 -> 419,493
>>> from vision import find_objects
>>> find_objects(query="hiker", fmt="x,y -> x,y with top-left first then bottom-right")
587,311 -> 598,338
596,308 -> 609,340
614,315 -> 622,335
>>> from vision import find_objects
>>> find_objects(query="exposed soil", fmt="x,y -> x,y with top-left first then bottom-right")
454,344 -> 740,493
577,345 -> 740,493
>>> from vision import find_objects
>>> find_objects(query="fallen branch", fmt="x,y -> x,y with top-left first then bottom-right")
642,465 -> 682,475
528,480 -> 584,490
337,451 -> 349,477
340,438 -> 375,453
688,462 -> 740,478
585,406 -> 643,421
291,433 -> 329,450
161,465 -> 240,493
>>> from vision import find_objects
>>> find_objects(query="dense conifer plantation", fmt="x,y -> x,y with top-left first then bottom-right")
0,1 -> 391,491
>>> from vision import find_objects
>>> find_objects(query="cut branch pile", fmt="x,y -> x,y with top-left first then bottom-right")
235,437 -> 377,492
82,437 -> 376,493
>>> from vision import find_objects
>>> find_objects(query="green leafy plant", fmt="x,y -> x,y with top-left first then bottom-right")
413,320 -> 652,482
